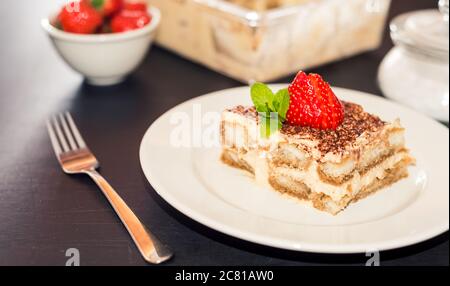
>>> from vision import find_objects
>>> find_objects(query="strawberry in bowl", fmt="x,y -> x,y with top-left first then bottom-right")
57,1 -> 103,34
54,0 -> 153,35
88,0 -> 123,17
42,0 -> 160,86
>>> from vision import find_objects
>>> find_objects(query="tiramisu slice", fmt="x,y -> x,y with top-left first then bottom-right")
220,71 -> 414,215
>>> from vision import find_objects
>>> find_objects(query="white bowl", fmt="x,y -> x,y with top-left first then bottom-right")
42,7 -> 161,86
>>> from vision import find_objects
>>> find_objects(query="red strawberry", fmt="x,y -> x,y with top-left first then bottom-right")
110,9 -> 151,33
88,0 -> 123,17
58,1 -> 103,34
286,71 -> 344,130
123,1 -> 147,11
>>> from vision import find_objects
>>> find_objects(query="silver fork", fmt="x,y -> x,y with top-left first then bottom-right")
46,112 -> 173,264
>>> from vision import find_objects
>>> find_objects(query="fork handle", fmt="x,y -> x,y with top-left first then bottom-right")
85,170 -> 173,264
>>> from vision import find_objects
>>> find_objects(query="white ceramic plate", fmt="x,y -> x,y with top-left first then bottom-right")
140,85 -> 449,253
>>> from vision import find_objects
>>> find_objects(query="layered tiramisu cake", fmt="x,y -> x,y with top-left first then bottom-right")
220,71 -> 415,215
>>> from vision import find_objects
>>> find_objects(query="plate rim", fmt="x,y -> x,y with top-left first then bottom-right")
139,85 -> 449,254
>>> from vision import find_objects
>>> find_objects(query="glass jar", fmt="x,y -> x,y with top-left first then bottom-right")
378,0 -> 449,122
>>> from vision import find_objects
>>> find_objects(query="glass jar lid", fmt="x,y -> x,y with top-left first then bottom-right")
390,0 -> 449,61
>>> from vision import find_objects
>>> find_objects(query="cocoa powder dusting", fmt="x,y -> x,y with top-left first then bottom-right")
227,102 -> 385,154
281,102 -> 385,154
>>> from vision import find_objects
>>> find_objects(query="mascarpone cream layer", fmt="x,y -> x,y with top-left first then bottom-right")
233,148 -> 409,202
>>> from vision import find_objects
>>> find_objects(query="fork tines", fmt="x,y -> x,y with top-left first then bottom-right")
47,112 -> 86,155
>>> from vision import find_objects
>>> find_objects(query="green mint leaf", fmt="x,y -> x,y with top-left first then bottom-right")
251,84 -> 290,138
274,88 -> 290,120
251,82 -> 274,113
90,0 -> 104,9
260,119 -> 268,138
259,112 -> 281,138
277,115 -> 283,130
272,96 -> 280,111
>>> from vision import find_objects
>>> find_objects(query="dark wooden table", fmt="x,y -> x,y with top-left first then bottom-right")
0,0 -> 447,266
